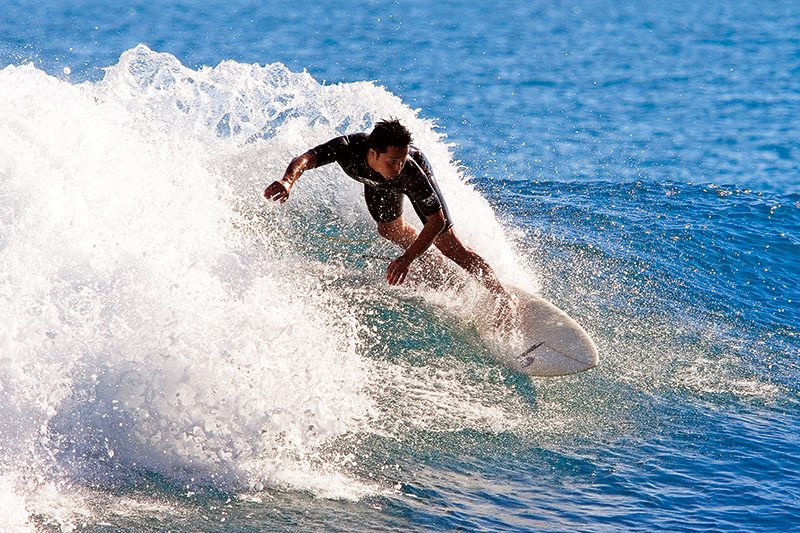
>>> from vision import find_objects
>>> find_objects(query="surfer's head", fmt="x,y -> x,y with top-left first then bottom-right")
367,119 -> 412,179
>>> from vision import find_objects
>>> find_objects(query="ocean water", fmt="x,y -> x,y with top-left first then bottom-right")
1,0 -> 798,531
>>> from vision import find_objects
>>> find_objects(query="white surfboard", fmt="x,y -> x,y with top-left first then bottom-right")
476,286 -> 599,377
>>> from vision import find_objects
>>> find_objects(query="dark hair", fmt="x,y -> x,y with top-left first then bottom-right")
368,119 -> 412,153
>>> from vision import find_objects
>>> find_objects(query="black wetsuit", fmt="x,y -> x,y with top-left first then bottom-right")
309,133 -> 453,230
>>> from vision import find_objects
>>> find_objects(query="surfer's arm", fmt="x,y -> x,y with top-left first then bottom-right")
264,151 -> 317,203
387,210 -> 447,285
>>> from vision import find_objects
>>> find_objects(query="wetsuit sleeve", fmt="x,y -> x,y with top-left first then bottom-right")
308,135 -> 356,167
406,150 -> 445,218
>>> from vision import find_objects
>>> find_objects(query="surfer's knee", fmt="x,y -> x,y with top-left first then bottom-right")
434,229 -> 461,254
436,232 -> 476,264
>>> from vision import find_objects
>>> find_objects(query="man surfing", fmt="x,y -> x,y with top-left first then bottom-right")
264,119 -> 514,316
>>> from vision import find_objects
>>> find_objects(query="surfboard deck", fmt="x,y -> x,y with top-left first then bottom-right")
476,285 -> 599,377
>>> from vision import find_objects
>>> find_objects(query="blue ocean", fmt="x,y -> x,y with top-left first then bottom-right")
1,1 -> 798,531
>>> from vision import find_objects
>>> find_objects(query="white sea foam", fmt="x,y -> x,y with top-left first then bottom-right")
0,475 -> 36,532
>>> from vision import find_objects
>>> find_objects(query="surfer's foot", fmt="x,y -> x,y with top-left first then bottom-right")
492,289 -> 518,335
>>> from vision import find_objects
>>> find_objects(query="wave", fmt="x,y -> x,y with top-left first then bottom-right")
0,44 -> 532,522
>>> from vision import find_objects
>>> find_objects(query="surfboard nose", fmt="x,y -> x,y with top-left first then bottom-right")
502,286 -> 600,377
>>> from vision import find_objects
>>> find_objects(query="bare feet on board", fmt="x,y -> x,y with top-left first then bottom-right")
493,288 -> 519,336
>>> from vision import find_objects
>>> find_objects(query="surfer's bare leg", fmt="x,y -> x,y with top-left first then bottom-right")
376,217 -> 418,248
378,219 -> 512,301
433,229 -> 508,297
379,221 -> 509,297
435,229 -> 516,330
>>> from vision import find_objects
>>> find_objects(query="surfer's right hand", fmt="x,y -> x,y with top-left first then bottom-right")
264,180 -> 290,203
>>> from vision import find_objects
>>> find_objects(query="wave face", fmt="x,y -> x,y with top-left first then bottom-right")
0,45 -> 531,516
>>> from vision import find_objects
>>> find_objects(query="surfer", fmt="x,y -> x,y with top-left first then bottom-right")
264,119 -> 514,314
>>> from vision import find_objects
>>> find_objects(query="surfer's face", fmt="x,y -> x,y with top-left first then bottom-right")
368,145 -> 408,179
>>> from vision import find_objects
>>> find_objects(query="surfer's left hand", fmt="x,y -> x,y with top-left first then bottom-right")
387,255 -> 412,285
